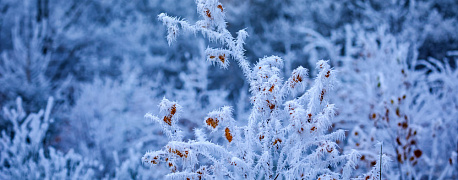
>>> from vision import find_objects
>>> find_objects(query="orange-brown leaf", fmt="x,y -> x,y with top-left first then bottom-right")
206,117 -> 219,128
225,127 -> 233,143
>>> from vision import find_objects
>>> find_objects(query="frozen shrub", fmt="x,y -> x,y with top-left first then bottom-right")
331,25 -> 458,179
0,2 -> 66,111
0,97 -> 98,179
141,1 -> 368,179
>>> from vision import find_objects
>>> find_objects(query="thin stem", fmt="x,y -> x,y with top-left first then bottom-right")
380,143 -> 382,180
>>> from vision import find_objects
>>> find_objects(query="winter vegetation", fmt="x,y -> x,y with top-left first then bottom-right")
0,0 -> 457,179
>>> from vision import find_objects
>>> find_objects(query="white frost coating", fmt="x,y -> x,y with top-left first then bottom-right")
144,1 -> 374,179
157,1 -> 252,81
0,97 -> 98,179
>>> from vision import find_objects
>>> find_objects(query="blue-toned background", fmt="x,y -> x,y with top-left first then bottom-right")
0,0 -> 457,179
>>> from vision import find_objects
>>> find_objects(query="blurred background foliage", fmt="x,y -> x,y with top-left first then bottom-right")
0,0 -> 457,179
